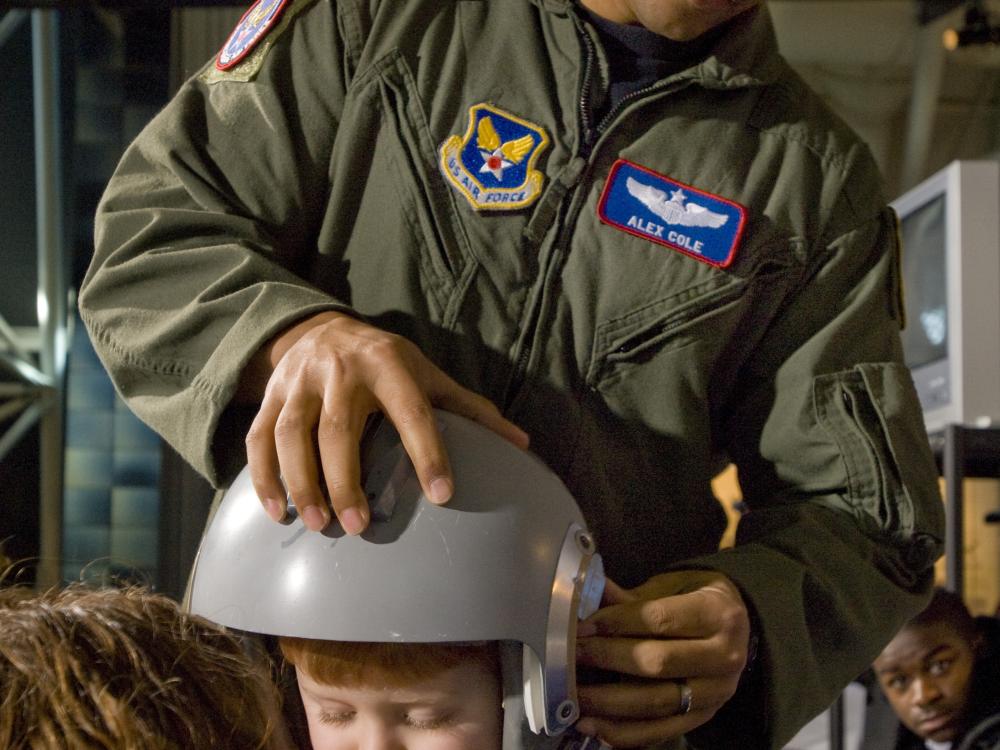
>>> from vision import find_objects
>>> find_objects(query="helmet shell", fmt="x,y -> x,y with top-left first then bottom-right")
189,410 -> 589,668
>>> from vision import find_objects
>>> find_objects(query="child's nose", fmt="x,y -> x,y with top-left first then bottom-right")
359,722 -> 405,750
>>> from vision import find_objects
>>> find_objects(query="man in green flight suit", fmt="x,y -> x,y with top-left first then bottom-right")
80,0 -> 945,747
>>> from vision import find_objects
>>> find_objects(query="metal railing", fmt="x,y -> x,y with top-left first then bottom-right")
0,8 -> 68,590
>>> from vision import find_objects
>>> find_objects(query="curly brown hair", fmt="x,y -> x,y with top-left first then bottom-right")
0,585 -> 286,749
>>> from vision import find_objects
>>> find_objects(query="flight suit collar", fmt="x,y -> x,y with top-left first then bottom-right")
701,4 -> 784,88
529,0 -> 784,89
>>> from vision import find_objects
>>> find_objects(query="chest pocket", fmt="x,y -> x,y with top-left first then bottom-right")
337,50 -> 476,325
587,276 -> 744,389
585,244 -> 800,436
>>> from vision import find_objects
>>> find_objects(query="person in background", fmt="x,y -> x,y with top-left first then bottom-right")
80,0 -> 946,745
0,584 -> 292,749
873,588 -> 1000,750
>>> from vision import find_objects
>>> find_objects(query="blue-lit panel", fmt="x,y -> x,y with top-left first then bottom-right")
64,448 -> 114,490
111,486 -> 159,528
66,409 -> 114,451
112,450 -> 160,487
63,525 -> 110,566
66,371 -> 116,410
110,527 -> 158,570
63,487 -> 112,527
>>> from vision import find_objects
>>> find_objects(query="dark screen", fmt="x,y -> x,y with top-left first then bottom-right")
899,194 -> 948,370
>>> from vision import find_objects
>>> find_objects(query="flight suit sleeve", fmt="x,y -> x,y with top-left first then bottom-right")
684,199 -> 945,747
79,0 -> 359,486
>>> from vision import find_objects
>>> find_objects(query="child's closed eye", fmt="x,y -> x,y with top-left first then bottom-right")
404,711 -> 455,730
318,710 -> 355,726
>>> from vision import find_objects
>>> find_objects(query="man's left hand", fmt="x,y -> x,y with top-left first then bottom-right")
575,570 -> 751,748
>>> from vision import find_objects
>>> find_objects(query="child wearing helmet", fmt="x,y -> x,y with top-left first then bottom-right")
189,411 -> 607,750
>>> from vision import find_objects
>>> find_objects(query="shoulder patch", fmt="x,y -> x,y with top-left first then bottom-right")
217,0 -> 291,71
439,104 -> 549,211
597,159 -> 747,268
202,0 -> 315,85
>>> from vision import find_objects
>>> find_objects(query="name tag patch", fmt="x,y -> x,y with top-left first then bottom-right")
598,159 -> 746,268
439,104 -> 549,211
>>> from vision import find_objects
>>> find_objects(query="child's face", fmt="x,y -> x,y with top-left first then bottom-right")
295,659 -> 503,750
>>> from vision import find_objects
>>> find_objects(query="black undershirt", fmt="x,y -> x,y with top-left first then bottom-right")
579,8 -> 728,122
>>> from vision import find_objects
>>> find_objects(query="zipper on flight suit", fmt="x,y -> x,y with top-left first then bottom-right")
501,14 -> 694,412
576,15 -> 695,155
501,12 -> 603,412
577,18 -> 598,152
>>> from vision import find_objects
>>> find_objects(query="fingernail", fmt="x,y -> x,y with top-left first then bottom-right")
575,720 -> 597,737
514,427 -> 530,448
577,621 -> 597,638
264,498 -> 286,523
429,477 -> 453,504
301,506 -> 328,531
340,507 -> 367,536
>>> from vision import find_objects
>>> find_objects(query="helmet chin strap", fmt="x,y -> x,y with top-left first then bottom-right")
501,640 -> 533,750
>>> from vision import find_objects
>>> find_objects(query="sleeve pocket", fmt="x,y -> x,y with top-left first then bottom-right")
814,362 -> 943,564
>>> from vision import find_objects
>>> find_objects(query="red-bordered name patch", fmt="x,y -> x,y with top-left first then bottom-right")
597,159 -> 747,268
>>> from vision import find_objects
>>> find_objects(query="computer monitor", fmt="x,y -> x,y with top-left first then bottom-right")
891,159 -> 1000,434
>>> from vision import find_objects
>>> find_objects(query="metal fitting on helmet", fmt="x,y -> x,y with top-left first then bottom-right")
188,410 -> 605,745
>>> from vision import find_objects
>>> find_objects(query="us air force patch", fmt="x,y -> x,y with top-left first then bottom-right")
598,159 -> 746,268
439,104 -> 549,211
216,0 -> 289,71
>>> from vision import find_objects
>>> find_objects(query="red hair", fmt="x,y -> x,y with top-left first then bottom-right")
279,637 -> 500,688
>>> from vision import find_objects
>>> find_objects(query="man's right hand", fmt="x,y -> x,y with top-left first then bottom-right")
241,311 -> 529,534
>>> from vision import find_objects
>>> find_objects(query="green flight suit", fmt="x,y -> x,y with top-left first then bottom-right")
80,1 -> 945,746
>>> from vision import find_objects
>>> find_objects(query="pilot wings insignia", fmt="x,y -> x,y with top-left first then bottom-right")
439,103 -> 549,211
626,177 -> 729,229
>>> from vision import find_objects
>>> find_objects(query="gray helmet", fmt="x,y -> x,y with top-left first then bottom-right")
188,410 -> 607,749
